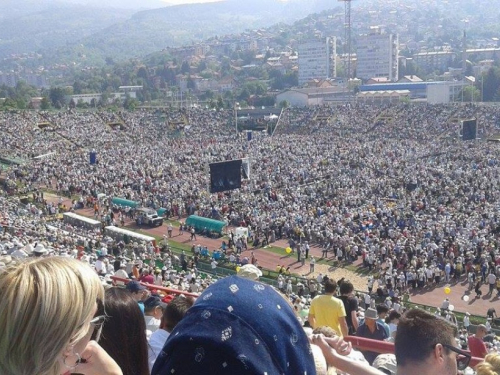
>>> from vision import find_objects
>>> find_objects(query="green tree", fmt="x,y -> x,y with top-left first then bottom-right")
137,66 -> 149,82
49,87 -> 67,109
40,97 -> 51,110
482,68 -> 499,102
237,87 -> 251,102
270,70 -> 285,90
457,86 -> 481,102
73,80 -> 84,95
1,98 -> 17,109
123,95 -> 139,111
198,61 -> 207,72
181,61 -> 190,74
187,76 -> 196,90
216,96 -> 224,110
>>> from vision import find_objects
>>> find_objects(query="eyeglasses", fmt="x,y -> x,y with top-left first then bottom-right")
441,343 -> 471,371
90,315 -> 106,342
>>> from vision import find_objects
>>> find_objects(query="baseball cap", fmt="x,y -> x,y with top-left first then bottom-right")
237,264 -> 263,280
144,295 -> 167,310
162,294 -> 175,304
125,280 -> 147,293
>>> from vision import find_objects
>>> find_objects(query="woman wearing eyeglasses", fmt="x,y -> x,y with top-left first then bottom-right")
0,257 -> 122,375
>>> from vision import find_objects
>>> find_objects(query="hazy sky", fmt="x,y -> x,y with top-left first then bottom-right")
162,0 -> 221,4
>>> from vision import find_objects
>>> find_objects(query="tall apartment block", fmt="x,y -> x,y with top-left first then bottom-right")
356,27 -> 398,82
298,37 -> 336,86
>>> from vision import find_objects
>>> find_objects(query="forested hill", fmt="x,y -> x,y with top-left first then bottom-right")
0,2 -> 134,58
0,0 -> 340,66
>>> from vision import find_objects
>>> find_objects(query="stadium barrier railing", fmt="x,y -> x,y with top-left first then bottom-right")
111,276 -> 485,368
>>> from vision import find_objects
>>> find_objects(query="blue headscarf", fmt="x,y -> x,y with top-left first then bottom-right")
152,275 -> 316,375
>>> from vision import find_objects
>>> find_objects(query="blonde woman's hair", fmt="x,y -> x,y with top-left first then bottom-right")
476,353 -> 500,375
0,257 -> 104,375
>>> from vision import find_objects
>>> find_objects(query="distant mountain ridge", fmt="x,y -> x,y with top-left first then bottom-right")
71,0 -> 345,63
0,3 -> 134,57
0,0 -> 344,65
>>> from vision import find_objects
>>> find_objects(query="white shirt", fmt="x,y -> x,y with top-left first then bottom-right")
148,329 -> 170,372
155,274 -> 163,286
10,249 -> 28,258
463,316 -> 470,327
488,274 -> 497,284
145,315 -> 161,335
114,269 -> 129,285
95,259 -> 106,274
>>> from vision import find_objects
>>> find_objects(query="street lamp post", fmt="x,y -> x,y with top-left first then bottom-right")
481,73 -> 484,102
234,101 -> 239,134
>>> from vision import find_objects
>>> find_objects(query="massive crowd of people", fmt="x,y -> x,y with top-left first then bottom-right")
2,102 -> 500,374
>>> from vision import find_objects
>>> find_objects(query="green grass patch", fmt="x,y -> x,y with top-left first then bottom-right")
261,245 -> 287,256
163,219 -> 182,227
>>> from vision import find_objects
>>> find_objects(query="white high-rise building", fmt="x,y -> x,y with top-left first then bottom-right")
356,27 -> 398,82
298,37 -> 336,86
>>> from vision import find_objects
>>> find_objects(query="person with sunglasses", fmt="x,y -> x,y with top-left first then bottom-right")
0,257 -> 122,375
395,308 -> 471,375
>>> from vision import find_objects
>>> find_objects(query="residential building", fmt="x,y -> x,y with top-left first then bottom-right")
398,75 -> 423,83
298,37 -> 336,86
276,86 -> 348,107
358,81 -> 466,103
413,51 -> 456,73
0,74 -> 18,87
356,27 -> 398,82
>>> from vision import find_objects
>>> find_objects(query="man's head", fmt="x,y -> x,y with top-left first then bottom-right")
377,304 -> 389,319
476,324 -> 488,339
324,278 -> 337,294
125,280 -> 147,301
144,295 -> 166,319
396,309 -> 459,375
161,295 -> 195,332
339,280 -> 354,296
364,307 -> 379,328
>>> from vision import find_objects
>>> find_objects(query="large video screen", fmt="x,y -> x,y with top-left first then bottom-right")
462,119 -> 477,141
209,159 -> 242,193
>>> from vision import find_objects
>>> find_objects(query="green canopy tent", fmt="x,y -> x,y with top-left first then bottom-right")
111,197 -> 139,209
185,215 -> 226,236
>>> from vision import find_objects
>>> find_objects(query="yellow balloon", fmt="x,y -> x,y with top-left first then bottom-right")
285,247 -> 292,254
236,266 -> 241,272
444,287 -> 451,295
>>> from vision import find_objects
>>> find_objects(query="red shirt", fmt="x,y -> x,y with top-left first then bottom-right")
141,274 -> 155,284
468,335 -> 488,358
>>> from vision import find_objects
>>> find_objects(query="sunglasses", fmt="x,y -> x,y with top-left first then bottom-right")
90,315 -> 106,342
442,343 -> 471,371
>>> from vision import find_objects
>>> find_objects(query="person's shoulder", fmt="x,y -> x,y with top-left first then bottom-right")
349,296 -> 359,307
356,322 -> 368,333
